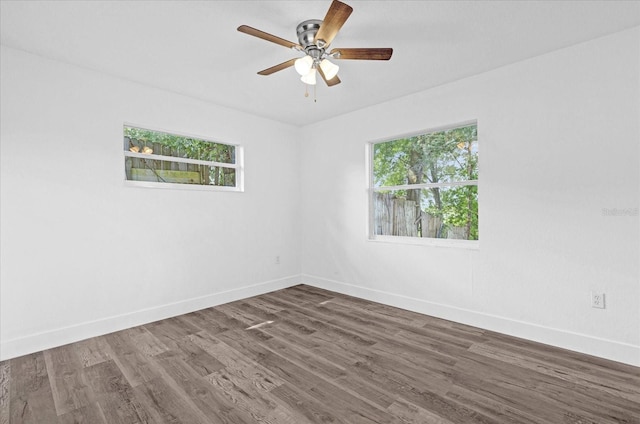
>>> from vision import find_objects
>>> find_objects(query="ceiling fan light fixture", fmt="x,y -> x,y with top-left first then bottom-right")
294,55 -> 314,76
319,58 -> 339,80
238,0 -> 393,88
300,68 -> 317,85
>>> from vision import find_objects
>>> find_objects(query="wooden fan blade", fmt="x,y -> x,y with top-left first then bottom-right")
314,0 -> 353,46
257,58 -> 297,75
238,25 -> 301,49
317,66 -> 341,87
330,48 -> 393,60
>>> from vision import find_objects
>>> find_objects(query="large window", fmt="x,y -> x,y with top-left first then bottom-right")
124,125 -> 242,191
370,122 -> 478,242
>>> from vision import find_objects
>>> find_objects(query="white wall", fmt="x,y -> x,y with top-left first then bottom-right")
0,46 -> 301,360
300,27 -> 640,366
2,27 -> 639,366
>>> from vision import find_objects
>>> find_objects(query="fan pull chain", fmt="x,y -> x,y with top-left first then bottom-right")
302,84 -> 317,102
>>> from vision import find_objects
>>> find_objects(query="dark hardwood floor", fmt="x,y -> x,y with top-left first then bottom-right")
1,284 -> 638,423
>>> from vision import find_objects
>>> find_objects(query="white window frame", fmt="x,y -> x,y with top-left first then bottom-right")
367,121 -> 479,249
123,124 -> 244,192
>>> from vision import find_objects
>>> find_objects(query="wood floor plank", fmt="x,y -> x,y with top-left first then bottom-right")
313,300 -> 404,338
219,331 -> 399,424
125,327 -> 169,357
387,397 -> 457,424
296,306 -> 381,347
153,351 -> 256,424
205,368 -> 303,424
392,329 -> 471,363
73,336 -> 112,369
42,345 -> 95,416
104,331 -> 161,387
242,296 -> 286,315
472,337 -> 640,397
450,351 -> 632,424
9,352 -> 59,424
255,305 -> 373,365
351,351 -> 455,403
262,329 -> 348,380
214,302 -> 265,328
331,368 -> 399,410
271,383 -> 350,424
3,285 -> 639,424
57,403 -> 107,424
444,385 -> 544,424
193,307 -> 247,331
133,376 -> 211,424
147,328 -> 225,377
270,306 -> 343,339
229,300 -> 279,321
536,377 -> 639,423
0,361 -> 10,424
214,324 -> 397,412
214,330 -> 315,390
468,341 -> 640,405
188,331 -> 285,391
144,318 -> 198,351
397,389 -> 497,424
236,301 -> 319,336
367,345 -> 454,390
281,285 -> 334,304
83,360 -> 155,424
175,311 -> 229,334
371,335 -> 458,372
192,336 -> 293,424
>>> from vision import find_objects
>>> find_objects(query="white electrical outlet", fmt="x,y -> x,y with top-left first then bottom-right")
591,292 -> 605,309
275,255 -> 280,265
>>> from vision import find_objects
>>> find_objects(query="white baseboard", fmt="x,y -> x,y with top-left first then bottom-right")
302,274 -> 640,367
0,275 -> 301,361
5,273 -> 638,367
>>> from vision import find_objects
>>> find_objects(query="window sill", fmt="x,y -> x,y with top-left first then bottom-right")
368,235 -> 479,250
124,180 -> 243,192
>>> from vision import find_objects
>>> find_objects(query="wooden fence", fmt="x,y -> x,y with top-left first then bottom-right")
124,137 -> 233,186
374,192 -> 465,239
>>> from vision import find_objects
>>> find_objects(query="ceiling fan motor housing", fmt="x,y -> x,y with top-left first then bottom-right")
297,19 -> 323,52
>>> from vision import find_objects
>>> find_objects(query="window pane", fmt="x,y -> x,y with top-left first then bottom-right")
373,185 -> 478,240
125,157 -> 236,186
124,126 -> 235,164
373,124 -> 477,187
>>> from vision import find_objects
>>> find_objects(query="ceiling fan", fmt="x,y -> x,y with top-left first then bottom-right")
237,0 -> 393,88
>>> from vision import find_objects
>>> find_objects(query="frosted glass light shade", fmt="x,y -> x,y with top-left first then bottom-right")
295,55 -> 314,76
300,68 -> 317,85
319,59 -> 339,80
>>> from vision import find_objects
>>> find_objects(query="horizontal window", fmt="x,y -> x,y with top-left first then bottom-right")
123,125 -> 242,190
370,123 -> 478,242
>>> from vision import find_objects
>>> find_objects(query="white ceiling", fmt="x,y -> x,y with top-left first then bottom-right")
2,1 -> 639,126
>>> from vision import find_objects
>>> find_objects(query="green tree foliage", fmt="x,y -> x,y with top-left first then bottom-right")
374,125 -> 478,239
124,126 -> 235,164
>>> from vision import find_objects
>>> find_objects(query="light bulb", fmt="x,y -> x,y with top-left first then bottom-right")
294,55 -> 313,76
300,68 -> 317,85
319,58 -> 339,80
